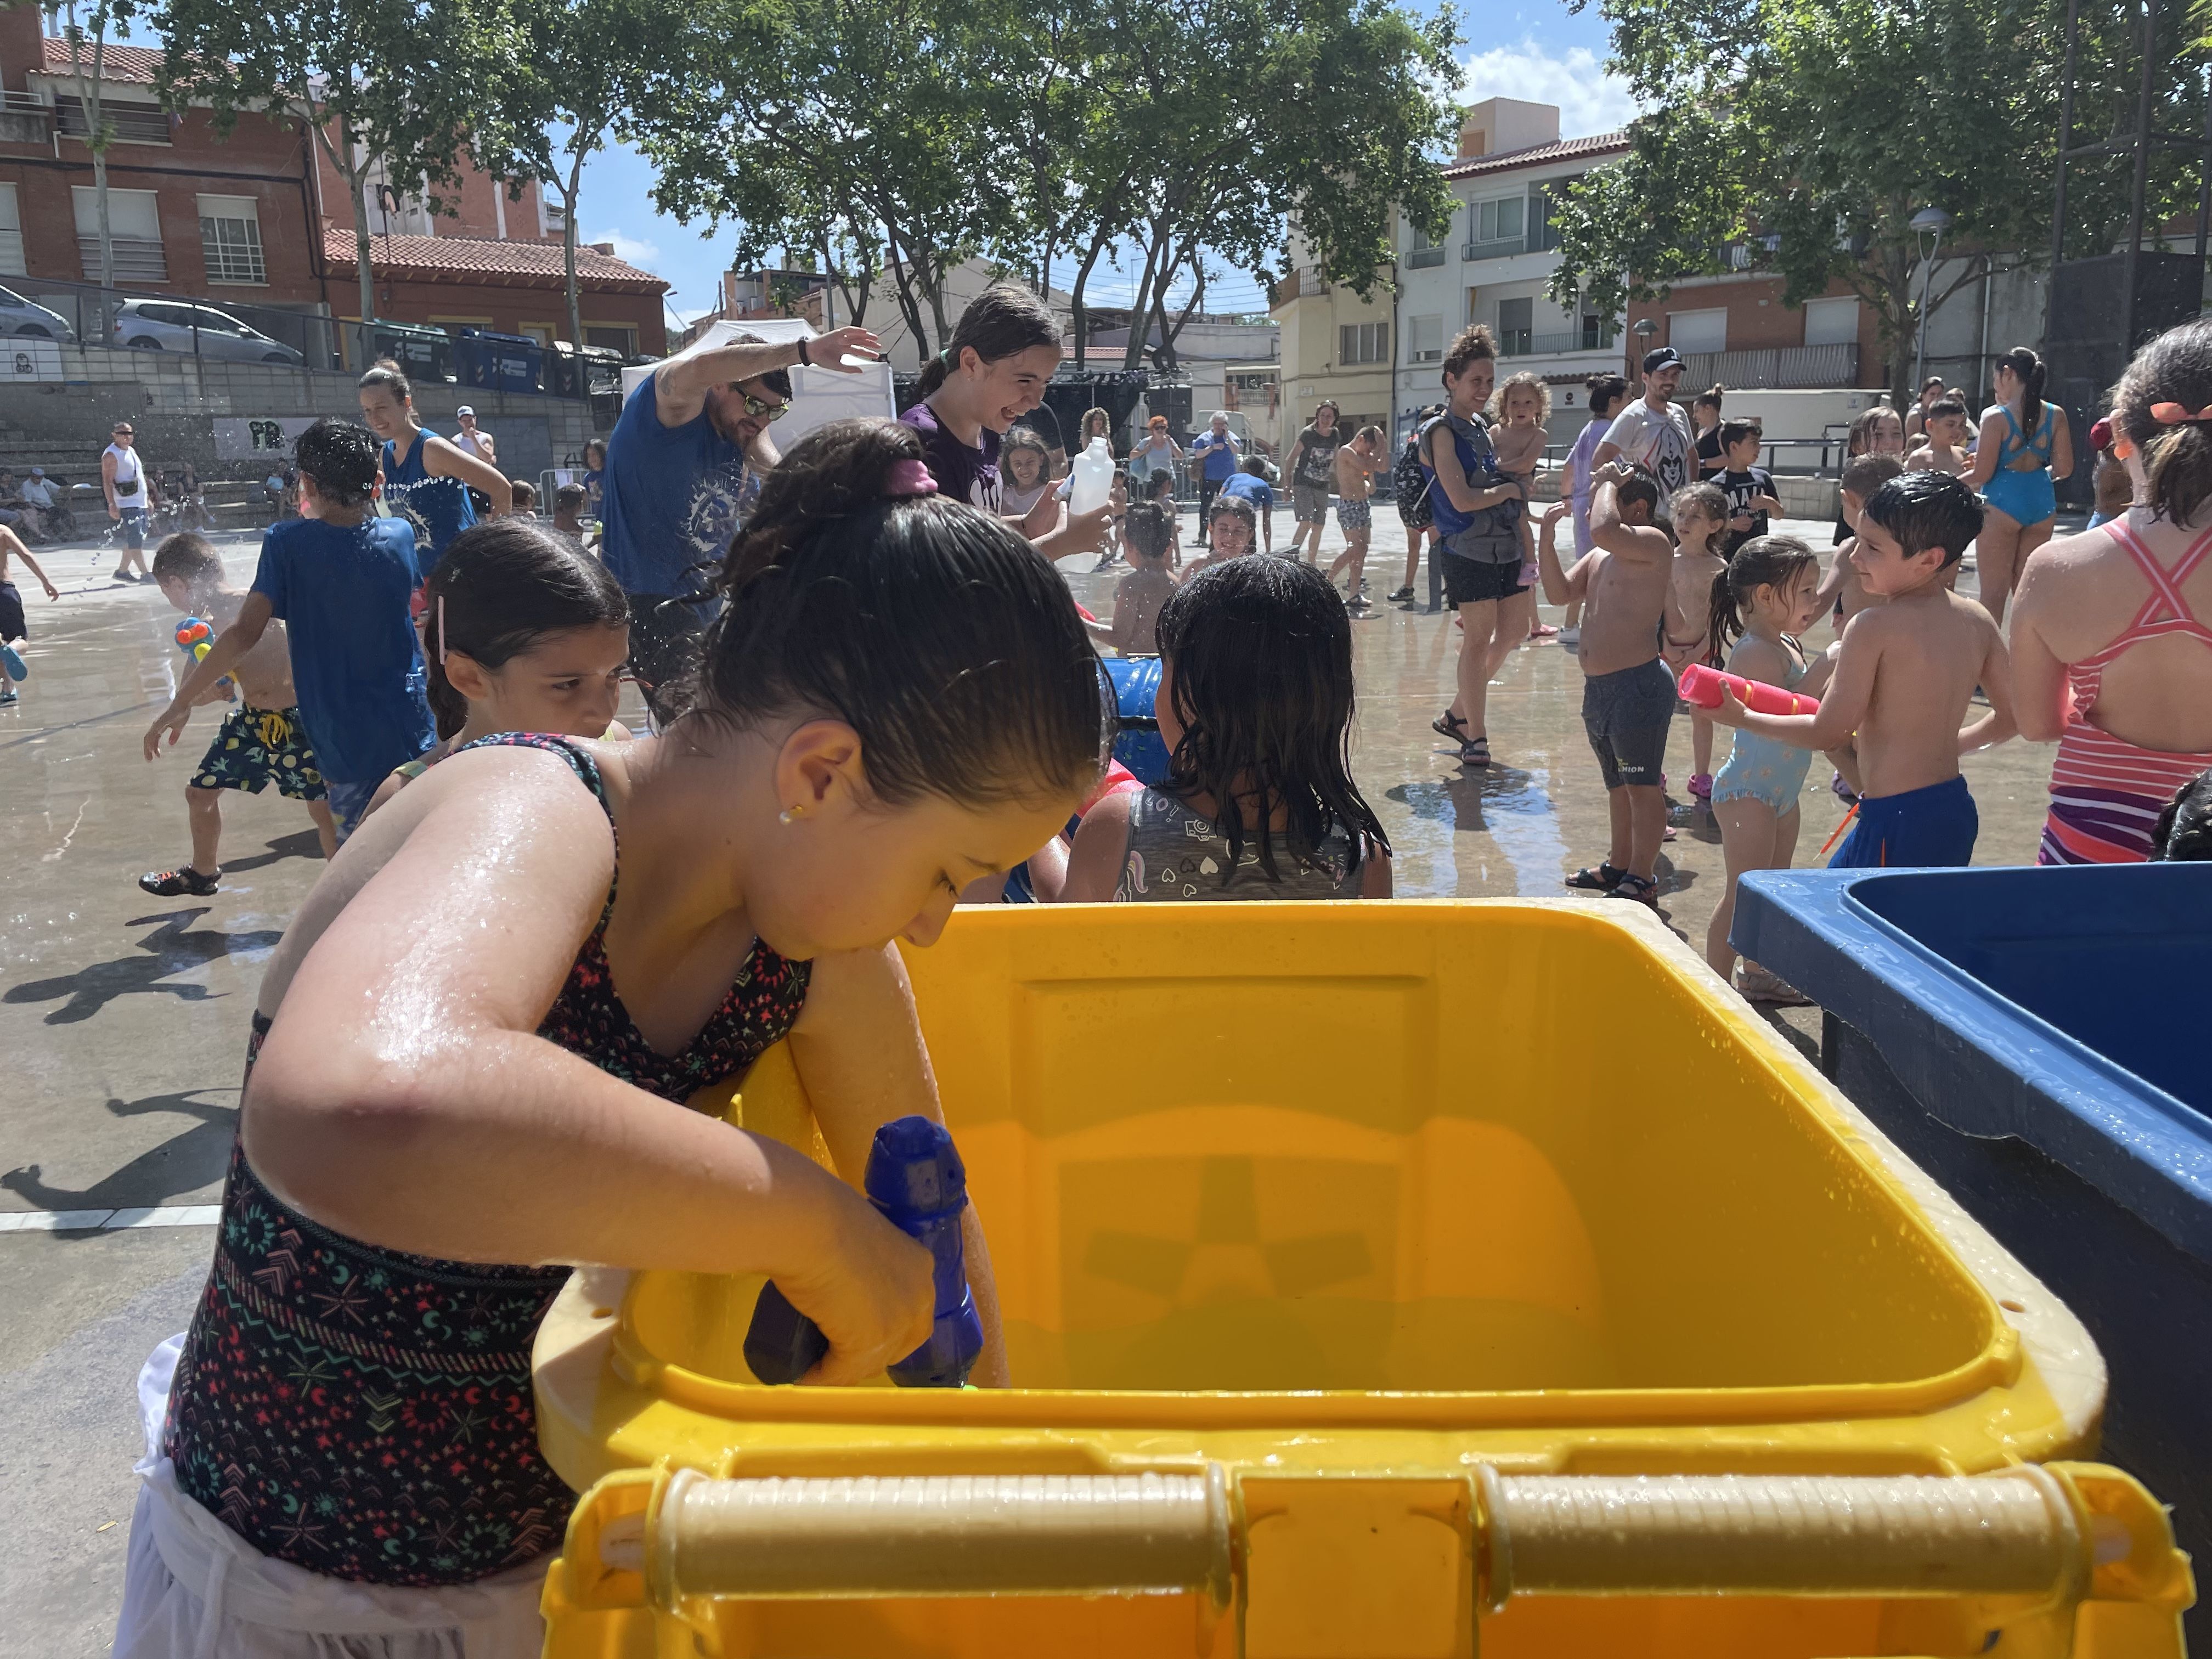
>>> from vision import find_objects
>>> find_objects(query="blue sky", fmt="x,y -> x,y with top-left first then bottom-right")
577,0 -> 1641,327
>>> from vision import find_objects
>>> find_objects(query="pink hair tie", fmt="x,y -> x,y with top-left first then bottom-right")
885,459 -> 938,498
2149,401 -> 2212,425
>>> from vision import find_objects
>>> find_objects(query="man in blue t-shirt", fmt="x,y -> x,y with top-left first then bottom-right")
600,323 -> 883,723
145,419 -> 433,841
1187,411 -> 1242,545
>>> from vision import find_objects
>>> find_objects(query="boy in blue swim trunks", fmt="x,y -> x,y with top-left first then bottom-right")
1706,470 -> 2015,868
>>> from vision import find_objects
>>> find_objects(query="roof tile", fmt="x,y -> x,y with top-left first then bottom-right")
1441,131 -> 1630,181
322,229 -> 668,294
42,36 -> 167,84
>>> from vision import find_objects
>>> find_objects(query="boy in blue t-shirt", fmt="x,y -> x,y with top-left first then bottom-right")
145,419 -> 433,842
1216,455 -> 1275,552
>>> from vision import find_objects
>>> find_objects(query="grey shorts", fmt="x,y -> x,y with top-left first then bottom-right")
1293,482 -> 1331,523
1336,496 -> 1371,533
1582,657 -> 1677,789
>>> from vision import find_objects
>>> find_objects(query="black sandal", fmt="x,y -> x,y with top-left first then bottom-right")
1432,709 -> 1467,740
1606,872 -> 1661,907
1459,735 -> 1491,768
1565,862 -> 1625,891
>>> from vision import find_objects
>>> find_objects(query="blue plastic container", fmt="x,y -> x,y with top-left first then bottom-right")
1104,656 -> 1170,785
1733,862 -> 2212,1647
455,327 -> 544,395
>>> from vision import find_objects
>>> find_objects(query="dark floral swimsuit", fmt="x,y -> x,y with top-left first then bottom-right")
162,734 -> 812,1587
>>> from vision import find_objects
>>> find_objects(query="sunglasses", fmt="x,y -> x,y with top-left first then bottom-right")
740,393 -> 789,421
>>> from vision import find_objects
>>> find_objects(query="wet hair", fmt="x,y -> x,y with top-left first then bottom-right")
912,283 -> 1061,402
2151,769 -> 2212,860
1206,493 -> 1256,533
358,358 -> 413,405
1441,324 -> 1498,382
1841,451 -> 1905,502
2112,317 -> 2212,524
1706,534 -> 1819,666
423,518 -> 629,738
151,531 -> 222,586
1001,425 -> 1051,485
1862,470 -> 1983,567
693,417 -> 1107,808
1240,454 -> 1268,476
1586,373 -> 1629,418
1356,424 -> 1383,445
554,482 -> 588,513
1671,481 -> 1728,528
1615,474 -> 1661,515
1122,500 -> 1174,563
1153,556 -> 1389,886
1147,469 -> 1176,501
1490,371 -> 1551,425
1692,383 -> 1725,415
1846,405 -> 1903,456
292,418 -> 381,509
1925,397 -> 1967,424
1995,345 -> 2047,415
1718,419 -> 1762,452
509,478 -> 536,512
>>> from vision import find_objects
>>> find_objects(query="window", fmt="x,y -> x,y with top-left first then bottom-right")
1803,296 -> 1860,347
1497,297 -> 1533,355
1339,320 -> 1387,364
1580,313 -> 1614,351
0,184 -> 21,277
1409,314 -> 1443,363
585,324 -> 636,354
54,95 -> 170,145
1527,179 -> 1573,255
72,185 -> 166,281
197,194 -> 266,285
1466,195 -> 1525,257
1668,307 -> 1727,356
520,321 -> 556,347
1406,217 -> 1448,269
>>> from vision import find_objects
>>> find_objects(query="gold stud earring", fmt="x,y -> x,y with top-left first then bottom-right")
779,805 -> 803,825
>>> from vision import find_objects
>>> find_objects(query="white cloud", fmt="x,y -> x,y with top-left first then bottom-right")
1458,38 -> 1645,139
588,228 -> 663,269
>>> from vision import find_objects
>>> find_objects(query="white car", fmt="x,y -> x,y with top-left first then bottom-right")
112,298 -> 303,364
0,283 -> 75,342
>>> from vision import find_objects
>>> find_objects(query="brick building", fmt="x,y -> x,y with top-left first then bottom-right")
0,7 -> 665,360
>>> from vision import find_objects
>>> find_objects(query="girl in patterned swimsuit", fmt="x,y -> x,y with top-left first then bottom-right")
1057,556 -> 1392,901
1703,535 -> 1830,1002
363,520 -> 634,819
116,419 -> 1112,1657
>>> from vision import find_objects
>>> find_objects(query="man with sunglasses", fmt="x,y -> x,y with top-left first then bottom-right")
600,323 -> 881,723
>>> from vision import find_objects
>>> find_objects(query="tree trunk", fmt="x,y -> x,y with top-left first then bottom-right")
1070,238 -> 1108,370
562,160 -> 584,386
1123,224 -> 1168,371
1159,251 -> 1205,371
349,158 -> 378,367
64,14 -> 114,291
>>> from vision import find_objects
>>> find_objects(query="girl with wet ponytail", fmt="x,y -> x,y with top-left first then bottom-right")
1964,343 -> 2072,624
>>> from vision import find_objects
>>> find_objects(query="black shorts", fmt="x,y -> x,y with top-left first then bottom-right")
0,580 -> 23,643
626,592 -> 712,725
1441,553 -> 1528,606
1582,657 -> 1677,789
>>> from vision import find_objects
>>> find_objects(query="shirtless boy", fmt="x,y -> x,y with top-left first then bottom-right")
140,532 -> 337,895
1661,482 -> 1729,800
1536,466 -> 1688,905
1814,451 -> 1906,629
1707,470 -> 2013,868
1328,426 -> 1384,615
1906,398 -> 1974,477
0,523 -> 58,706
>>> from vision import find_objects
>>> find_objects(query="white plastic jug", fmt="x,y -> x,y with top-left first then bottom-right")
1069,437 -> 1114,516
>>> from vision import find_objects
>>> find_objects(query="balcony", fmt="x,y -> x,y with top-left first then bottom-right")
0,89 -> 50,146
1498,328 -> 1620,359
1405,247 -> 1446,269
1679,343 -> 1860,389
1464,236 -> 1527,262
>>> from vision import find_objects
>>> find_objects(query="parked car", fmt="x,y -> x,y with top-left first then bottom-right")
0,283 -> 76,343
112,298 -> 303,364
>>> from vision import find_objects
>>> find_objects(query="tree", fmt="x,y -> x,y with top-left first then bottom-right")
50,0 -> 135,295
1550,0 -> 2208,406
152,0 -> 489,363
469,0 -> 681,361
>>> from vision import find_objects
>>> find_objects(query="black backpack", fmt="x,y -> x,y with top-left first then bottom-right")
1392,432 -> 1429,506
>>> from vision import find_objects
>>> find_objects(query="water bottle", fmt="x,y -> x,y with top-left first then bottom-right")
744,1115 -> 984,1387
1069,436 -> 1114,516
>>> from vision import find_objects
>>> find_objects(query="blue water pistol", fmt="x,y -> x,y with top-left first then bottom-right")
744,1114 -> 984,1387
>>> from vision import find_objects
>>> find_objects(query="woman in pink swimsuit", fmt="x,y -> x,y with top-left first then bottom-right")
2014,319 -> 2212,862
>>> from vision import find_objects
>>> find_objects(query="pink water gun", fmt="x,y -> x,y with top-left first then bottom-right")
1678,661 -> 1820,716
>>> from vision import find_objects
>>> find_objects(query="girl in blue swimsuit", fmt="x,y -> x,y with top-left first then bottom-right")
1964,345 -> 2074,627
1703,534 -> 1829,1001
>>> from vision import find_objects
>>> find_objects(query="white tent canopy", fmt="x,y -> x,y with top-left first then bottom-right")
619,318 -> 895,447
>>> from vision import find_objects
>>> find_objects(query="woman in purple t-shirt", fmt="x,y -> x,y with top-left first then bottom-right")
900,283 -> 1110,562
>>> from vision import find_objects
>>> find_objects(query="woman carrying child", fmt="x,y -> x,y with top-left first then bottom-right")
2015,319 -> 2212,864
1701,536 -> 1828,1001
1059,556 -> 1391,901
114,420 -> 1111,1657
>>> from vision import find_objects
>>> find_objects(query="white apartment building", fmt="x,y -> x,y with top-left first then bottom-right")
1393,100 -> 1631,445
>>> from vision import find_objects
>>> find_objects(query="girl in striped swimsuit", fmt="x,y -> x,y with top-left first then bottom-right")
2014,320 -> 2212,864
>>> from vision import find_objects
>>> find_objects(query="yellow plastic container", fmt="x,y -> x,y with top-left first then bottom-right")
535,901 -> 2192,1657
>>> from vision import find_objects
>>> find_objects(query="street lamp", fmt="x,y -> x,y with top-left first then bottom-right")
1910,205 -> 1952,400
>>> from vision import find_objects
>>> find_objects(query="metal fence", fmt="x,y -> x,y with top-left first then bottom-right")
1679,343 -> 1860,390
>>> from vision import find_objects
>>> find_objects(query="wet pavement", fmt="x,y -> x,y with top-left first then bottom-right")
0,510 -> 2067,1652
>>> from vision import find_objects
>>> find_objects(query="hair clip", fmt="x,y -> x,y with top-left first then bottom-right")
2148,402 -> 2212,425
885,459 -> 939,499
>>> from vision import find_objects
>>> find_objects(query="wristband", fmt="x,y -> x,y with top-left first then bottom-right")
797,337 -> 811,367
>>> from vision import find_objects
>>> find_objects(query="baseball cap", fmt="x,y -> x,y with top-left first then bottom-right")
1641,347 -> 1684,375
29,467 -> 42,477
456,404 -> 475,417
2089,416 -> 2114,453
